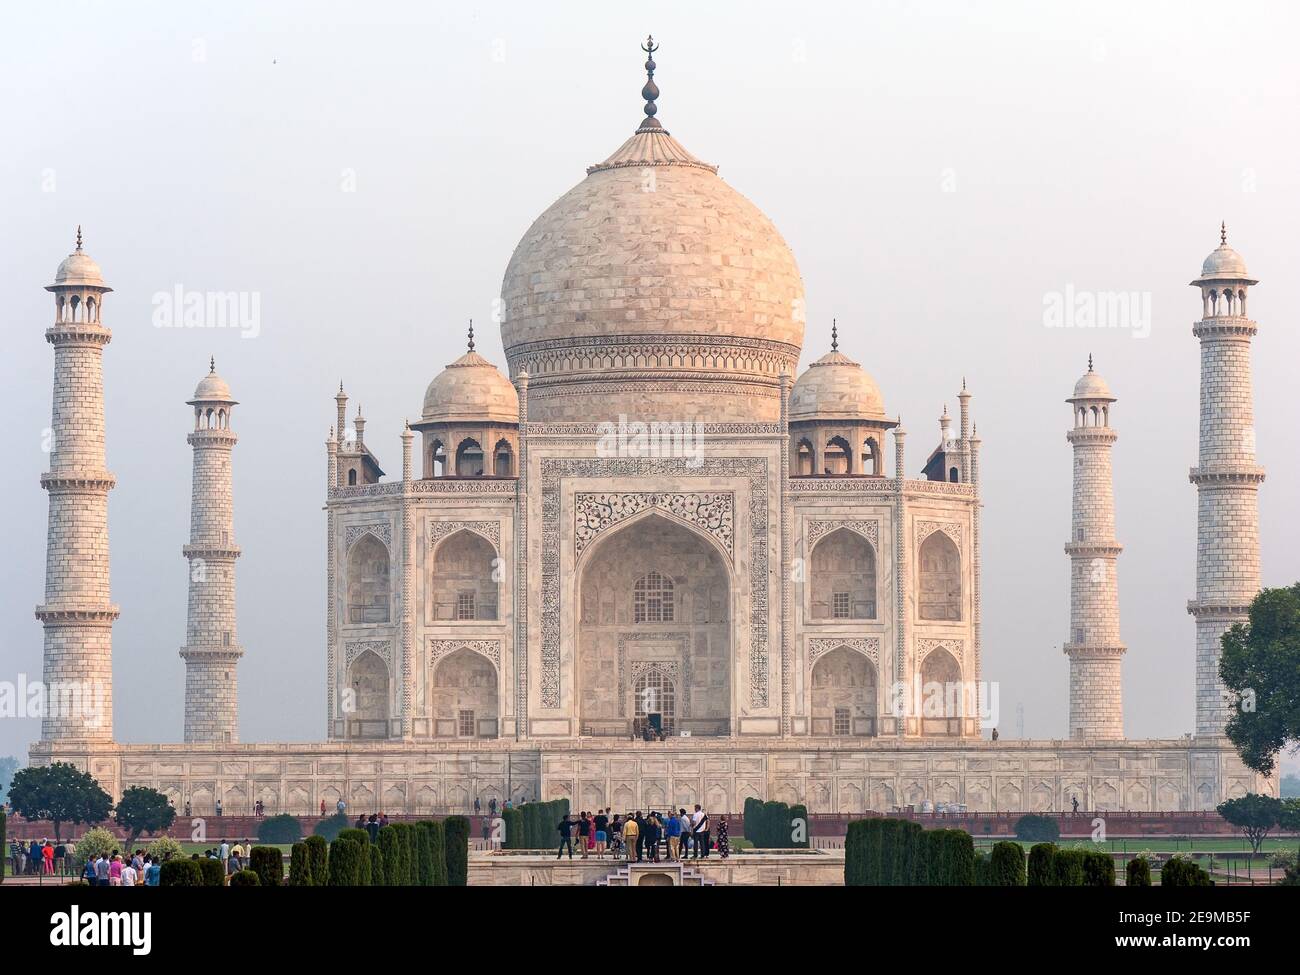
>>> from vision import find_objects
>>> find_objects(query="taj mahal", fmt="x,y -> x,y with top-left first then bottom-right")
29,41 -> 1275,816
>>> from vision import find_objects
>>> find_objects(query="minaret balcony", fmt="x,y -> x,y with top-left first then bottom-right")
1192,318 -> 1257,339
183,543 -> 242,559
1062,642 -> 1126,657
35,603 -> 120,624
1063,541 -> 1122,558
1188,465 -> 1265,486
40,470 -> 116,491
44,323 -> 112,346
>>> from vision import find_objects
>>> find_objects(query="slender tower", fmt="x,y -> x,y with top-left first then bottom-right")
37,229 -> 117,740
1189,226 -> 1263,737
180,360 -> 243,743
1064,357 -> 1125,739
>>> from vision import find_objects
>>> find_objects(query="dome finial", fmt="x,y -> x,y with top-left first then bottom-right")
1088,353 -> 1093,372
467,319 -> 475,353
210,355 -> 216,374
831,318 -> 838,351
1220,221 -> 1227,246
75,225 -> 83,251
639,34 -> 661,129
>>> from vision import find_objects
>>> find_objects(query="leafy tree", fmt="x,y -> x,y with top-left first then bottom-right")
114,786 -> 176,846
312,812 -> 349,841
1013,813 -> 1060,843
257,814 -> 303,844
303,834 -> 328,885
1220,583 -> 1300,775
989,841 -> 1026,885
147,836 -> 183,862
328,837 -> 362,885
73,826 -> 118,863
1126,856 -> 1152,886
378,825 -> 401,886
288,842 -> 313,886
1027,843 -> 1056,886
1217,794 -> 1282,853
7,762 -> 111,841
250,846 -> 284,886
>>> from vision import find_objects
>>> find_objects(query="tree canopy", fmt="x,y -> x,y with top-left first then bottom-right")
7,762 -> 112,842
114,785 -> 176,845
1220,583 -> 1300,776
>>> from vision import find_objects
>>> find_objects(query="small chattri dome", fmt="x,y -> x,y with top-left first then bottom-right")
422,349 -> 518,424
790,331 -> 887,420
48,227 -> 110,291
1192,223 -> 1256,285
189,359 -> 237,404
1069,358 -> 1114,402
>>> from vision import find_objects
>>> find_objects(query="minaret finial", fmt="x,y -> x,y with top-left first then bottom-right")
831,318 -> 838,351
75,225 -> 83,251
209,355 -> 215,374
1088,353 -> 1094,372
639,34 -> 661,129
1220,221 -> 1227,245
467,319 -> 475,353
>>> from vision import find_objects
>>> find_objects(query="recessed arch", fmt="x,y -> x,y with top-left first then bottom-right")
346,533 -> 391,624
809,527 -> 877,620
454,438 -> 484,477
918,530 -> 961,621
810,645 -> 878,736
823,435 -> 851,475
346,649 -> 390,737
919,645 -> 962,737
431,647 -> 498,739
432,529 -> 498,620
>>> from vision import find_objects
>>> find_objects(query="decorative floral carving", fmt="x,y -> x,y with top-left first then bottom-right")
541,456 -> 770,711
916,520 -> 963,546
807,637 -> 880,667
429,520 -> 501,550
916,638 -> 963,664
345,523 -> 391,550
344,640 -> 393,672
429,638 -> 501,671
617,633 -> 690,718
805,519 -> 879,550
574,493 -> 733,562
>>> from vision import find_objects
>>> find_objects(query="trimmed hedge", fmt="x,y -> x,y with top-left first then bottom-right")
378,826 -> 402,886
501,808 -> 524,850
250,846 -> 283,887
257,814 -> 303,845
1082,850 -> 1116,887
1028,843 -> 1057,886
369,843 -> 385,886
845,818 -> 959,886
989,841 -> 1026,886
160,859 -> 205,887
1126,856 -> 1152,886
418,820 -> 447,887
304,835 -> 328,887
1160,857 -> 1213,886
337,827 -> 370,847
198,857 -> 226,887
444,816 -> 470,886
1052,849 -> 1087,886
1014,813 -> 1060,843
743,798 -> 810,849
230,869 -> 261,886
288,842 -> 312,886
328,837 -> 364,886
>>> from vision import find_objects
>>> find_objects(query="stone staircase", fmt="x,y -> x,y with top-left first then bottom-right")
597,860 -> 714,887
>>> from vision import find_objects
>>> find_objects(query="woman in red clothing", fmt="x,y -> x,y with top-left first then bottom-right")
42,841 -> 55,874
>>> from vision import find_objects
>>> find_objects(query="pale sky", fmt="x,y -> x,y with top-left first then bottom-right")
2,0 -> 1298,765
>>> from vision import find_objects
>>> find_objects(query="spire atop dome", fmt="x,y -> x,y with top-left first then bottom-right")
210,355 -> 216,374
1221,220 -> 1227,245
1088,353 -> 1093,372
467,319 -> 475,353
75,225 -> 83,251
831,319 -> 838,351
640,34 -> 661,131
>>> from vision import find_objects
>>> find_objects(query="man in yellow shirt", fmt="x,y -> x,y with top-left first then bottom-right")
621,813 -> 639,862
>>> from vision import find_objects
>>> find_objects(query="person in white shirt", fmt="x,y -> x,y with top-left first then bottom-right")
691,805 -> 710,859
120,862 -> 137,887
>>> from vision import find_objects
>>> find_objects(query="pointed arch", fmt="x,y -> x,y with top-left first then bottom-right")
454,438 -> 484,477
431,529 -> 498,620
918,530 -> 962,621
809,527 -> 877,620
346,533 -> 391,624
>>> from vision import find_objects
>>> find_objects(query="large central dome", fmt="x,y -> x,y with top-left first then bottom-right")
500,46 -> 805,423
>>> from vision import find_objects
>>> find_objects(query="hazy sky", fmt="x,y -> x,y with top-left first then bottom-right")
2,1 -> 1297,766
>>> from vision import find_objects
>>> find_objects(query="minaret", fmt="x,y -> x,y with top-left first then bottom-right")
1064,357 -> 1125,739
37,228 -> 117,740
1188,225 -> 1263,737
180,359 -> 243,743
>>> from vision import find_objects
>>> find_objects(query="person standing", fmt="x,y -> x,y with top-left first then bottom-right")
320,799 -> 327,818
489,797 -> 497,817
120,858 -> 137,888
215,798 -> 223,817
577,811 -> 591,859
474,796 -> 481,816
95,853 -> 110,887
621,814 -> 639,862
593,809 -> 608,859
716,816 -> 730,858
555,814 -> 574,859
145,856 -> 161,886
691,805 -> 709,859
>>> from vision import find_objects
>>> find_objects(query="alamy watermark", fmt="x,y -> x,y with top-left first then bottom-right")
151,285 -> 261,338
1043,285 -> 1150,339
596,414 -> 704,468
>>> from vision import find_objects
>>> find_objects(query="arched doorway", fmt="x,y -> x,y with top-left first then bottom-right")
431,530 -> 498,620
347,650 -> 390,738
809,528 -> 877,620
810,646 -> 877,736
633,664 -> 678,735
919,646 -> 961,737
431,647 -> 498,739
346,534 -> 391,624
918,531 -> 961,621
577,513 -> 731,737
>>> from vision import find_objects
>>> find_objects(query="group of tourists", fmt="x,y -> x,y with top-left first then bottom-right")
556,805 -> 729,862
10,839 -> 62,875
82,850 -> 162,886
